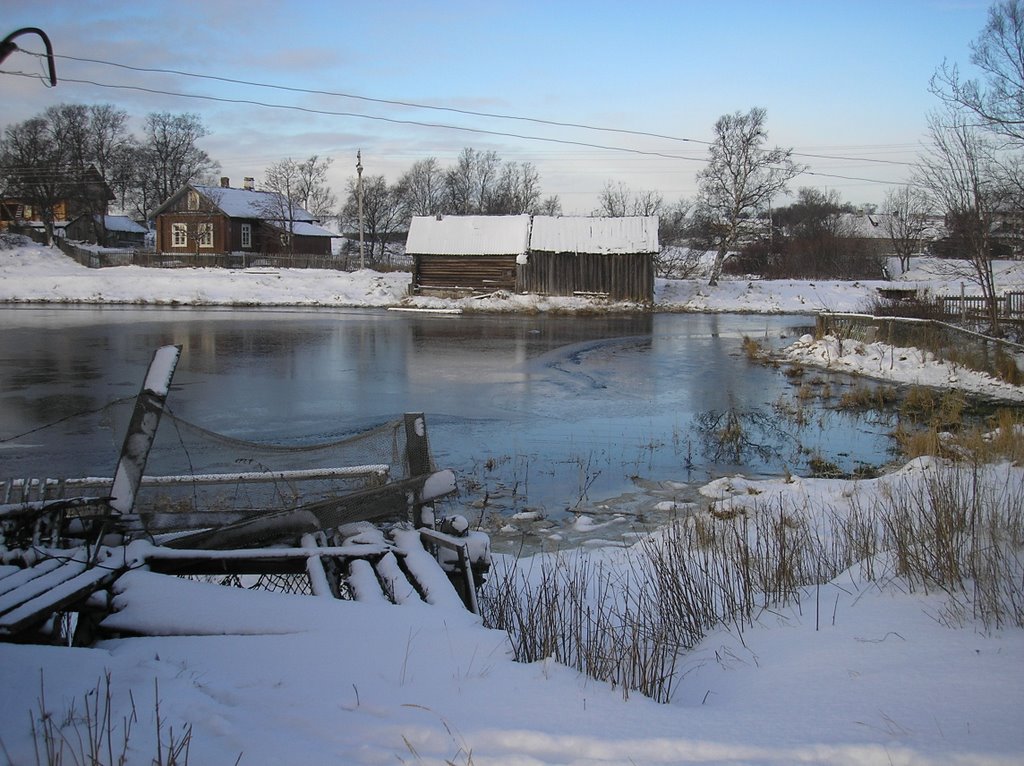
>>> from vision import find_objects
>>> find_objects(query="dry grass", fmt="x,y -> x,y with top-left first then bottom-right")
481,453 -> 1024,704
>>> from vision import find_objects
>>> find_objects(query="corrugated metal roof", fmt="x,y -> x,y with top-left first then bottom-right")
529,216 -> 659,254
406,215 -> 531,255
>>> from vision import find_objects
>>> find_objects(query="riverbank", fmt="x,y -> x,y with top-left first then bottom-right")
8,236 -> 1024,314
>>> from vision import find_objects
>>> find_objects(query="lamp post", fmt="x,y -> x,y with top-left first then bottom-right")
357,150 -> 365,270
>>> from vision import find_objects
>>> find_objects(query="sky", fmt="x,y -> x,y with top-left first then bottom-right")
0,0 -> 996,215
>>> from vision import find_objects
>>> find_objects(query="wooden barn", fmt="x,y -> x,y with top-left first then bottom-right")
522,215 -> 658,302
407,214 -> 658,302
407,215 -> 530,294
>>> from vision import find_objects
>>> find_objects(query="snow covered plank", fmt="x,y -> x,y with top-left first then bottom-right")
345,559 -> 388,604
300,533 -> 334,598
390,529 -> 465,611
0,558 -> 64,598
0,557 -> 87,615
0,562 -> 125,638
374,551 -> 421,605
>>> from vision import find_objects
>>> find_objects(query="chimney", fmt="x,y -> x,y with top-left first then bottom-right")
220,177 -> 230,188
243,177 -> 255,191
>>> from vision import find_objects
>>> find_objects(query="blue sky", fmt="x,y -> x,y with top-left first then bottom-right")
1,0 -> 993,214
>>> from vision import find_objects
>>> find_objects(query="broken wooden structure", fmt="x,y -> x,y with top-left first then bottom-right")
0,345 -> 489,646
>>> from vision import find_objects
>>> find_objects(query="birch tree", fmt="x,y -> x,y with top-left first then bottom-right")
695,108 -> 803,285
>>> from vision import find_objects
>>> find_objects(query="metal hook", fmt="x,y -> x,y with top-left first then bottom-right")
0,27 -> 57,86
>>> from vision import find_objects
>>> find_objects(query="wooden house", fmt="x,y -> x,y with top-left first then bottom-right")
1,165 -> 114,236
65,214 -> 148,248
407,214 -> 658,302
152,178 -> 335,263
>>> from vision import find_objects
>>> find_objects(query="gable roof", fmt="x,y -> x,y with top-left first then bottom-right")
191,185 -> 318,222
152,184 -> 319,223
530,216 -> 659,254
406,215 -> 531,255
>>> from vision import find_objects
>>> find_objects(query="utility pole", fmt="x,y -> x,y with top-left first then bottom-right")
357,150 -> 365,270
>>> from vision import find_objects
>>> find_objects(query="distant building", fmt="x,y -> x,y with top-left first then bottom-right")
65,214 -> 148,248
407,215 -> 658,302
152,178 -> 336,263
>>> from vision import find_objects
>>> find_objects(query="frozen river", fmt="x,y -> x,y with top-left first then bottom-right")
0,305 -> 898,549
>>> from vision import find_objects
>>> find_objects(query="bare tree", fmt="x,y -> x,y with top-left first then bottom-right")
915,107 -> 1007,329
292,155 -> 337,219
490,161 -> 542,214
539,195 -> 563,216
695,108 -> 803,285
131,112 -> 219,221
595,181 -> 663,217
0,116 -> 67,244
931,0 -> 1024,145
881,185 -> 932,274
443,147 -> 500,214
261,158 -> 303,255
340,174 -> 404,266
46,103 -> 134,244
396,158 -> 445,219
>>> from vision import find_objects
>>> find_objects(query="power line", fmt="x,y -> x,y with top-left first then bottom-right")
21,49 -> 917,168
0,68 -> 906,187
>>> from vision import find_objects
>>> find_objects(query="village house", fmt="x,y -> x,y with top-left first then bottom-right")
152,178 -> 336,266
0,165 -> 114,240
406,214 -> 659,302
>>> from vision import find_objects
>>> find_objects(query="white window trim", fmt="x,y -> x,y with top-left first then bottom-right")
171,223 -> 187,247
198,222 -> 214,249
187,190 -> 199,211
241,223 -> 252,249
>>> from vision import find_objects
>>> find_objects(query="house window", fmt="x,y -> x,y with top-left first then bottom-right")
241,223 -> 252,249
171,223 -> 187,247
187,191 -> 199,211
198,222 -> 214,248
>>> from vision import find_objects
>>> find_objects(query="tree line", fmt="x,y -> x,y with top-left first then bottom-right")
2,0 -> 1021,307
0,106 -> 218,243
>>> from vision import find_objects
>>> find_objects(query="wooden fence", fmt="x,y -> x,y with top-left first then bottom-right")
939,292 -> 1024,320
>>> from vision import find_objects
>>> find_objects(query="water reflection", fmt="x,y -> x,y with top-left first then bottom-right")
0,306 -> 901,549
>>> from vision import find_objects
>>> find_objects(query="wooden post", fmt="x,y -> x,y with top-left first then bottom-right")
109,345 -> 182,516
404,413 -> 435,528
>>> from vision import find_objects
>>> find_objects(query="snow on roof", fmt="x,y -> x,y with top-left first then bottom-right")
406,215 -> 531,255
267,220 -> 338,238
193,185 -> 317,222
102,215 -> 147,234
530,215 -> 659,254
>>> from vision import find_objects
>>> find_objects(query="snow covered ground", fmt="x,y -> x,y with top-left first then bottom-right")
11,236 -> 1024,314
1,239 -> 1023,765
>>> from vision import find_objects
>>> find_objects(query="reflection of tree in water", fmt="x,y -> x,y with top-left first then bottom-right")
694,408 -> 792,464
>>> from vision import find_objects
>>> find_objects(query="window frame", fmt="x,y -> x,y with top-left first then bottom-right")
171,223 -> 187,247
197,222 -> 214,249
240,223 -> 252,249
